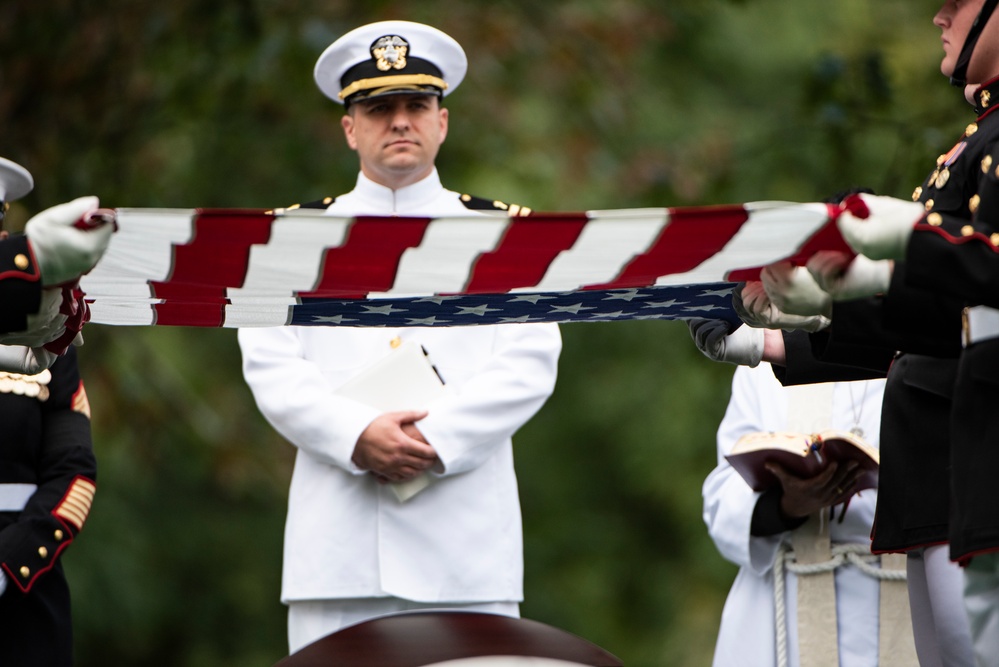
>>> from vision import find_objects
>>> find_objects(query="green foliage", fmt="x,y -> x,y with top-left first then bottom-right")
0,0 -> 968,664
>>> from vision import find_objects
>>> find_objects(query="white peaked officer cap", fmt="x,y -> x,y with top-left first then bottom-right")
0,157 -> 33,204
314,20 -> 468,106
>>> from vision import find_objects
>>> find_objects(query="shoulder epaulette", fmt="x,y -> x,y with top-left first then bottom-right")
267,196 -> 336,215
459,194 -> 532,217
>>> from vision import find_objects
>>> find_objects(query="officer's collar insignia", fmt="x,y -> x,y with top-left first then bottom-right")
974,78 -> 999,116
371,35 -> 409,72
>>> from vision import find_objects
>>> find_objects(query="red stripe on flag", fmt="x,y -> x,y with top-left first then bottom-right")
464,214 -> 588,293
301,217 -> 431,299
153,303 -> 228,327
586,205 -> 750,289
726,203 -> 851,281
151,209 -> 275,326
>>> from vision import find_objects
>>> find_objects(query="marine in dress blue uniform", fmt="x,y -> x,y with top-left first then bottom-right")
0,346 -> 96,666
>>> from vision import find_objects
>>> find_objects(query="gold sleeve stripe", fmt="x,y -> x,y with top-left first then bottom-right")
72,381 -> 91,419
61,497 -> 91,516
58,506 -> 87,529
54,478 -> 96,531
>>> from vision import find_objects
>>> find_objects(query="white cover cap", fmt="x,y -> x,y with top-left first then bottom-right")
0,157 -> 33,202
314,20 -> 467,105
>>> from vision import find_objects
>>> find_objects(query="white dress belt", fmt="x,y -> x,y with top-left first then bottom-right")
0,483 -> 37,511
965,305 -> 999,346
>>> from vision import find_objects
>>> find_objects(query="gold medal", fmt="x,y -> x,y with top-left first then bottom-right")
935,168 -> 950,188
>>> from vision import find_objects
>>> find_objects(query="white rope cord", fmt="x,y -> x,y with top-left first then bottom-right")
772,542 -> 907,667
785,543 -> 908,581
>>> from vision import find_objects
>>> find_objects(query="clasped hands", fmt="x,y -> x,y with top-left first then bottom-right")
351,410 -> 440,483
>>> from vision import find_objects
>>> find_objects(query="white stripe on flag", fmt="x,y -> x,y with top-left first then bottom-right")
376,217 -> 509,296
223,302 -> 294,328
655,202 -> 830,286
225,215 -> 351,326
85,208 -> 196,282
230,215 -> 351,296
524,209 -> 668,292
88,301 -> 158,326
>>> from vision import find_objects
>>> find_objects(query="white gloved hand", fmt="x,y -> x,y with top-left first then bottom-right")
0,344 -> 59,374
837,193 -> 923,261
735,282 -> 831,332
24,196 -> 114,286
687,318 -> 764,367
0,288 -> 66,348
761,261 -> 832,317
0,570 -> 7,597
807,251 -> 893,300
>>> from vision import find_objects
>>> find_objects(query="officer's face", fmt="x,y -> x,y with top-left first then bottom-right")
934,0 -> 988,78
341,93 -> 448,189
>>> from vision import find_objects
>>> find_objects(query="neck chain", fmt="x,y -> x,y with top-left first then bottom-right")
847,382 -> 869,438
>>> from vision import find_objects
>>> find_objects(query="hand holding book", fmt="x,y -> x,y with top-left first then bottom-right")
765,458 -> 864,518
725,429 -> 879,500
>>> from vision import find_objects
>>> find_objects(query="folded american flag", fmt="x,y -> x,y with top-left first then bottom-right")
80,202 -> 850,328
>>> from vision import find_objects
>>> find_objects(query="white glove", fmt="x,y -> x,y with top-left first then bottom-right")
687,318 -> 764,367
735,282 -> 831,332
0,344 -> 58,374
0,570 -> 6,597
25,196 -> 115,286
0,288 -> 65,348
837,193 -> 923,261
807,251 -> 893,300
761,261 -> 832,317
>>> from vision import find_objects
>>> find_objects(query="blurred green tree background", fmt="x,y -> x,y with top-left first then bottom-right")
0,0 -> 968,665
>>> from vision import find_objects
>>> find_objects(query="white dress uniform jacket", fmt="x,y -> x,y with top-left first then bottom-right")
238,170 -> 561,605
703,365 -> 887,667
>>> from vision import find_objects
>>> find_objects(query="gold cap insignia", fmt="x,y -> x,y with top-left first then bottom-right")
372,35 -> 409,72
